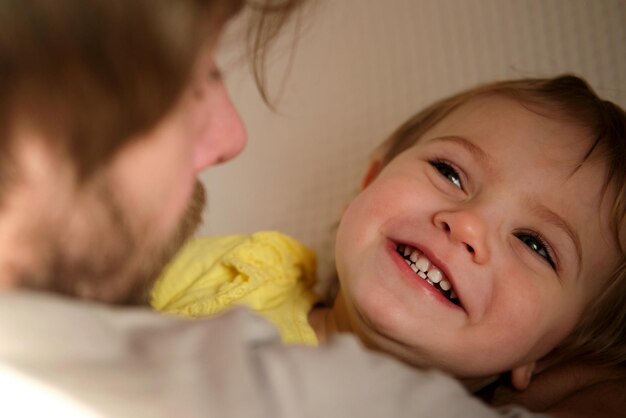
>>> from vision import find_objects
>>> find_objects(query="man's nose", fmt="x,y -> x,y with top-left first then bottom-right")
211,94 -> 247,166
433,208 -> 490,264
193,83 -> 247,172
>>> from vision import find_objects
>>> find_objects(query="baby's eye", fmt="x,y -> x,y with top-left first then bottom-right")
516,232 -> 556,269
430,160 -> 463,189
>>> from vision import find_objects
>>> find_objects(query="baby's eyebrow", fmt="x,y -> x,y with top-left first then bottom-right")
434,136 -> 495,172
529,201 -> 583,271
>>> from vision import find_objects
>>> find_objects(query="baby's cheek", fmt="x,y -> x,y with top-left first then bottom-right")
338,195 -> 378,244
501,288 -> 561,361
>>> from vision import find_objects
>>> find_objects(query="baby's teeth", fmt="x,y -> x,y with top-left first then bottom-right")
399,248 -> 455,299
427,268 -> 442,284
415,257 -> 430,272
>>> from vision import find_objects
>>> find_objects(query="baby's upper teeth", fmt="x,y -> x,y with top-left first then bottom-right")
415,256 -> 430,272
397,244 -> 460,306
427,267 -> 442,284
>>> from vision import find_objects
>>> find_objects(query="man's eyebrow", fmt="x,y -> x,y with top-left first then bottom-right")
433,136 -> 495,171
530,201 -> 583,272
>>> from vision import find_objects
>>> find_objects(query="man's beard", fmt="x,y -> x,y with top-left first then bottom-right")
21,180 -> 206,305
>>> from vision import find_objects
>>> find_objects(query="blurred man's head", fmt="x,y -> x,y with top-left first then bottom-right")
0,0 -> 304,303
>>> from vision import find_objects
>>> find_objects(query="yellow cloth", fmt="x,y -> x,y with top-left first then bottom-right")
151,231 -> 319,345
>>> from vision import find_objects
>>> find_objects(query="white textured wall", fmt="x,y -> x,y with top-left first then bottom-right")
202,0 -> 626,284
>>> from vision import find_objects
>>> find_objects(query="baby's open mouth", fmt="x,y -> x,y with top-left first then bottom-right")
396,244 -> 461,307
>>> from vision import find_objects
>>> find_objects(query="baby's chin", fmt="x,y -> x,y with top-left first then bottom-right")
355,325 -> 507,390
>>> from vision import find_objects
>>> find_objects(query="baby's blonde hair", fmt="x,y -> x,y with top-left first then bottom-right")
375,75 -> 626,370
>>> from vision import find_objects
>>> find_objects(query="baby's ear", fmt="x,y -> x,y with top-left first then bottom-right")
341,159 -> 381,216
361,159 -> 382,190
510,361 -> 536,390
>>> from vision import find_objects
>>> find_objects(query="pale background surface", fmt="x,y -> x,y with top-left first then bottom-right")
201,0 -> 626,286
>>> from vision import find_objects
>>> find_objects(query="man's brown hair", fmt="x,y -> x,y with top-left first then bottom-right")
0,0 -> 305,184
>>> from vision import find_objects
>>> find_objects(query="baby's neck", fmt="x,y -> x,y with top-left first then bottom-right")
308,294 -> 353,343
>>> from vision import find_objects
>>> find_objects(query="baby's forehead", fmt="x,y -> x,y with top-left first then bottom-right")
425,95 -> 597,163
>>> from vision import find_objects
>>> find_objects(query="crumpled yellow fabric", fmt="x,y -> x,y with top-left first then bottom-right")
150,231 -> 319,345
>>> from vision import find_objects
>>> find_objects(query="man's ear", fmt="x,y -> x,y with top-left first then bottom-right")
361,159 -> 382,190
510,361 -> 536,390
